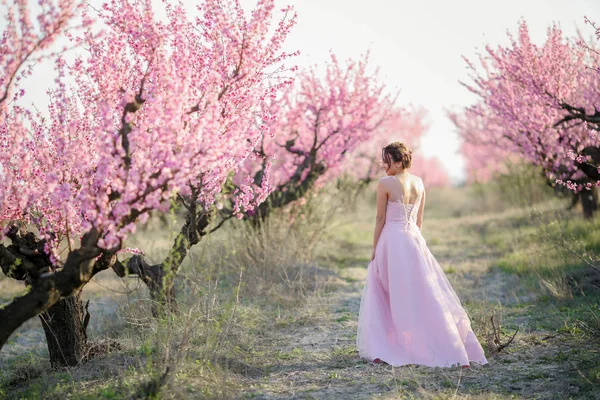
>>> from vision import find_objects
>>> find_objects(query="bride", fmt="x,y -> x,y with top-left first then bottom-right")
356,142 -> 488,368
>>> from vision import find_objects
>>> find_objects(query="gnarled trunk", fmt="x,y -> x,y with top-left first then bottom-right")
0,227 -> 116,358
39,293 -> 90,367
115,257 -> 178,317
249,162 -> 326,225
111,195 -> 209,317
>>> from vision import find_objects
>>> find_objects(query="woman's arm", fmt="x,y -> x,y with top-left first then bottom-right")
416,189 -> 426,230
372,180 -> 388,260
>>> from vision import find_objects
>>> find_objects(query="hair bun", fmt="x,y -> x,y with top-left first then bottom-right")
382,142 -> 412,169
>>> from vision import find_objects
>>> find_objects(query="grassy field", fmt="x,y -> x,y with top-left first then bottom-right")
1,184 -> 599,399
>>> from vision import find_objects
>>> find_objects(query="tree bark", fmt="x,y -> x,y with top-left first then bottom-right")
111,197 -> 210,316
0,229 -> 111,352
249,162 -> 326,224
113,256 -> 176,317
39,293 -> 90,367
580,186 -> 598,220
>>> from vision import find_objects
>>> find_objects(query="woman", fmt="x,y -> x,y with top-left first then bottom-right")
356,142 -> 488,368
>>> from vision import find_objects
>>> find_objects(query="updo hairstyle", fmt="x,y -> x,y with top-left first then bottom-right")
382,142 -> 412,169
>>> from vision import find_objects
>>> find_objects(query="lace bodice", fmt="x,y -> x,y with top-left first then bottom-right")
384,176 -> 424,225
386,201 -> 416,223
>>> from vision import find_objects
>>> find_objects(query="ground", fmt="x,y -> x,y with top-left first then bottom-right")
1,186 -> 599,399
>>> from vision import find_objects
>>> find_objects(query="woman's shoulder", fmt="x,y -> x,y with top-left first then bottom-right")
378,175 -> 397,186
409,173 -> 424,185
406,173 -> 425,191
378,174 -> 423,184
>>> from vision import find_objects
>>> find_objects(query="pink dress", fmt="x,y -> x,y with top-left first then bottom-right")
357,177 -> 488,367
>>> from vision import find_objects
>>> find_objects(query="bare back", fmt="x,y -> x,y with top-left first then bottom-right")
382,173 -> 421,205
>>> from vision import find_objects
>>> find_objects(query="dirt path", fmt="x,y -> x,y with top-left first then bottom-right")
244,215 -> 598,399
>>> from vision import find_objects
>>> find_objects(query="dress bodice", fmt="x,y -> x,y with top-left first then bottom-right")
384,175 -> 424,227
386,201 -> 417,224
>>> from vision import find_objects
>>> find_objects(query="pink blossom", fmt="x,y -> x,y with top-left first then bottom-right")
452,19 -> 600,189
1,0 -> 298,261
233,52 -> 400,209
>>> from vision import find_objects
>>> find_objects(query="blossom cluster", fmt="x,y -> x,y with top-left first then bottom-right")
452,20 -> 600,189
235,52 -> 401,198
1,0 -> 297,259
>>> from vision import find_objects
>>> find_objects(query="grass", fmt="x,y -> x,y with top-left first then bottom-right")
1,181 -> 600,399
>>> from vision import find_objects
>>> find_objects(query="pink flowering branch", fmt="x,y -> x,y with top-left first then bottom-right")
453,19 -> 600,201
231,52 -> 398,222
342,105 -> 426,187
0,0 -> 84,109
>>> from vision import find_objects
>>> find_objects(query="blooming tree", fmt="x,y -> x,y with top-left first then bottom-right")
343,105 -> 425,187
457,141 -> 508,183
0,0 -> 297,364
410,154 -> 449,188
339,105 -> 449,191
232,53 -> 398,222
0,0 -> 87,231
452,20 -> 600,216
449,104 -> 516,183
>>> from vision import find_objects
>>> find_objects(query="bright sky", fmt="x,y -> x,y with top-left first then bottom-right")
272,0 -> 600,182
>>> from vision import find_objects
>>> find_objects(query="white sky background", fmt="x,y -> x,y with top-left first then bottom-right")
7,0 -> 600,183
269,0 -> 600,183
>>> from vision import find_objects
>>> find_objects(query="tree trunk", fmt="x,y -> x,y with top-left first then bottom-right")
580,187 -> 598,220
39,293 -> 90,368
246,162 -> 326,226
147,268 -> 178,317
113,256 -> 178,317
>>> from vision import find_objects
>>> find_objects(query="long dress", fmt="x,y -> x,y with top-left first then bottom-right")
356,176 -> 488,367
